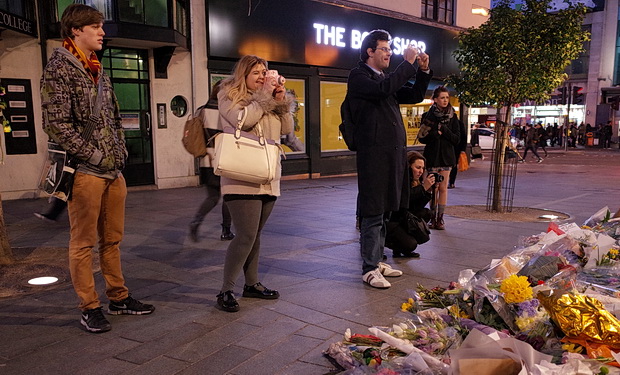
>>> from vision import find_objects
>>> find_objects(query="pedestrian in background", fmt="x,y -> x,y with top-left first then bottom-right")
215,55 -> 294,312
346,29 -> 432,289
188,80 -> 235,243
41,4 -> 154,333
520,123 -> 543,163
602,121 -> 613,148
535,123 -> 548,157
419,86 -> 461,230
448,119 -> 467,189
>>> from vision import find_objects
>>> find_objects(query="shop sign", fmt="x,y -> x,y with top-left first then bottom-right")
208,0 -> 459,77
312,23 -> 427,55
0,10 -> 36,37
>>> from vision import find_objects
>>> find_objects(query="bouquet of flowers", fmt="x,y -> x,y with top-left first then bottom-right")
388,314 -> 459,356
404,283 -> 474,320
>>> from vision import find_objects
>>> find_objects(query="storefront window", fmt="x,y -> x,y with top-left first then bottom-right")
320,83 -> 457,150
320,81 -> 347,152
281,79 -> 306,154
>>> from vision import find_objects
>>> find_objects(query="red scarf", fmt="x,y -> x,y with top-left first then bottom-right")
62,37 -> 101,84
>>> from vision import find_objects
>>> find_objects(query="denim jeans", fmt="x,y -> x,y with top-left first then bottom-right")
67,172 -> 129,311
360,212 -> 390,274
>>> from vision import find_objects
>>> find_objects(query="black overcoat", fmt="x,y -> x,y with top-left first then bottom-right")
347,61 -> 432,217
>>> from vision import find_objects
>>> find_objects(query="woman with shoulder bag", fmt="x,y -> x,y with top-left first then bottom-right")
385,151 -> 435,258
215,55 -> 294,312
419,86 -> 461,230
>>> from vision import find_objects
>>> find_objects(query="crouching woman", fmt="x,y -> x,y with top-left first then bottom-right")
386,151 -> 435,257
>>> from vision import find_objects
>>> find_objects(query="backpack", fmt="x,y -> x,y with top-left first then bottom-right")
338,95 -> 356,151
181,107 -> 208,158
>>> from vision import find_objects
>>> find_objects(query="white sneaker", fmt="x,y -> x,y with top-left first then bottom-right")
378,262 -> 403,277
362,269 -> 391,289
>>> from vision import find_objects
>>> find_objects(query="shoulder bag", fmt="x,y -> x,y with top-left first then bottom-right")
212,107 -> 281,185
38,76 -> 104,201
405,211 -> 431,244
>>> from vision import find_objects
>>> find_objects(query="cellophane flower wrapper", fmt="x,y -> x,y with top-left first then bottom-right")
368,326 -> 450,374
583,206 -> 611,228
577,267 -> 620,299
543,266 -> 578,291
584,233 -> 618,269
517,255 -> 563,285
472,283 -> 519,333
537,289 -> 620,348
387,311 -> 463,357
476,252 -> 532,284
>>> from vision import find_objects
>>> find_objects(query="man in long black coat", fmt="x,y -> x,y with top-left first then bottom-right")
347,29 -> 432,288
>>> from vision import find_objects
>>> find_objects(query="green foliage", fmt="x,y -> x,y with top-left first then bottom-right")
447,0 -> 589,119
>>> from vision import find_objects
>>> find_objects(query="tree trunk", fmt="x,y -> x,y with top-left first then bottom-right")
490,106 -> 513,212
0,193 -> 15,265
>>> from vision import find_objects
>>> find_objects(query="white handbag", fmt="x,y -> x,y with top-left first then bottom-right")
213,107 -> 280,184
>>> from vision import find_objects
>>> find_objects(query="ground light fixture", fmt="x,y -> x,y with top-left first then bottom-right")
28,276 -> 59,285
539,214 -> 559,221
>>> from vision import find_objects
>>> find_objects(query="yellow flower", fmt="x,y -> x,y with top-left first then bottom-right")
401,298 -> 415,312
448,304 -> 470,319
500,274 -> 533,304
562,343 -> 584,353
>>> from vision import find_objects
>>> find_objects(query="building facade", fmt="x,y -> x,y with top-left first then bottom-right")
473,0 -> 620,143
0,0 -> 489,200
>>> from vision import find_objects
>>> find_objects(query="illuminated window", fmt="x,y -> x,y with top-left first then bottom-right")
320,82 -> 348,152
281,79 -> 306,154
422,0 -> 454,25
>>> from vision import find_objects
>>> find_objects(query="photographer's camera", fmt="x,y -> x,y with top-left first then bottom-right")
431,173 -> 444,183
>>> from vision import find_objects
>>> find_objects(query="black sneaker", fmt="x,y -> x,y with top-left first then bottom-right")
81,307 -> 111,333
34,212 -> 56,222
108,295 -> 155,315
217,290 -> 240,312
242,282 -> 279,299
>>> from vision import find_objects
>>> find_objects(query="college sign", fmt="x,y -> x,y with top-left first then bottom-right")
0,10 -> 36,37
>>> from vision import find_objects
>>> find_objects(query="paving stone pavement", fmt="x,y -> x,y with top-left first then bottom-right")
1,147 -> 618,374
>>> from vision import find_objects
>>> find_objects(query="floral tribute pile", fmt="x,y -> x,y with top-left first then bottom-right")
324,207 -> 620,375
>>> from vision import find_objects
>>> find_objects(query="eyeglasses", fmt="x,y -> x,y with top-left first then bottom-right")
374,47 -> 392,54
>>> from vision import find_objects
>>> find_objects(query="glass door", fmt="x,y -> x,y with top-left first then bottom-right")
101,48 -> 154,186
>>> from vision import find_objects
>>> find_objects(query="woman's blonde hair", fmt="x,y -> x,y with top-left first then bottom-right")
221,55 -> 268,106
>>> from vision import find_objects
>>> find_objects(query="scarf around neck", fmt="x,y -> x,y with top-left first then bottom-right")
62,37 -> 101,84
430,103 -> 454,127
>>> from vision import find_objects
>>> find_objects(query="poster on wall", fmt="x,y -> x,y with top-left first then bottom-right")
1,78 -> 37,155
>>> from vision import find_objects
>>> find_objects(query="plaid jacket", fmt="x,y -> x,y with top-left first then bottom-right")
41,48 -> 127,177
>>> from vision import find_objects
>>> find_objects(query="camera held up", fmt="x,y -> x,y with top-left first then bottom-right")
431,172 -> 444,184
265,70 -> 286,87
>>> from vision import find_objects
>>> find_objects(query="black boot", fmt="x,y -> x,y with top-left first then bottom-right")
220,225 -> 235,241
